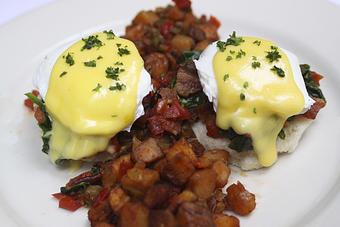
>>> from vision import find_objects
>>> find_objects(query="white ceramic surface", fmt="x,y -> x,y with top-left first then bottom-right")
0,0 -> 339,226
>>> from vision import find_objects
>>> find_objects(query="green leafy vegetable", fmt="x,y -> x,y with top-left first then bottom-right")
105,67 -> 124,80
266,46 -> 281,63
24,93 -> 52,154
92,83 -> 102,92
81,35 -> 103,50
65,53 -> 75,66
216,31 -> 244,52
278,129 -> 286,139
240,93 -> 245,101
253,40 -> 261,46
84,60 -> 96,67
103,29 -> 115,39
251,61 -> 261,69
109,83 -> 126,91
271,65 -> 285,77
117,44 -> 130,56
179,92 -> 206,109
300,64 -> 326,101
59,71 -> 67,77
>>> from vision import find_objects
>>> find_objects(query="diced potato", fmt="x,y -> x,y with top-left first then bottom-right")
212,161 -> 230,188
162,152 -> 195,186
120,202 -> 149,227
165,138 -> 197,163
167,6 -> 185,21
208,189 -> 226,214
132,137 -> 164,164
88,201 -> 112,225
187,169 -> 216,200
94,222 -> 115,227
195,40 -> 210,52
111,154 -> 134,183
144,183 -> 178,209
201,149 -> 230,164
226,182 -> 256,216
133,11 -> 159,25
176,202 -> 215,227
149,209 -> 177,227
168,190 -> 197,211
108,187 -> 130,213
121,165 -> 160,197
213,214 -> 240,227
171,35 -> 194,52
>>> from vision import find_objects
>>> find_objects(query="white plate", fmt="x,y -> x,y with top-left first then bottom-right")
0,0 -> 340,226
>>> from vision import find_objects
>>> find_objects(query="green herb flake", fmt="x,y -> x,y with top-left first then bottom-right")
236,49 -> 246,59
103,30 -> 115,39
223,74 -> 229,81
278,129 -> 286,139
216,31 -> 244,52
92,83 -> 102,92
81,35 -> 103,51
226,56 -> 233,61
114,61 -> 124,66
243,81 -> 249,89
266,46 -> 281,63
117,45 -> 130,56
84,60 -> 96,67
105,67 -> 125,80
65,53 -> 75,66
240,93 -> 245,101
252,61 -> 261,69
271,65 -> 285,77
59,71 -> 67,77
111,114 -> 118,117
97,56 -> 103,60
253,107 -> 257,114
109,82 -> 126,91
253,40 -> 261,46
229,50 -> 235,54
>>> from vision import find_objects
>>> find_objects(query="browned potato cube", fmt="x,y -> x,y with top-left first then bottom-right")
111,154 -> 134,182
171,35 -> 194,52
94,222 -> 115,227
165,138 -> 197,163
88,201 -> 112,225
201,149 -> 230,163
168,190 -> 197,212
144,53 -> 169,80
149,209 -> 177,227
194,156 -> 213,169
167,6 -> 185,21
197,24 -> 218,41
120,202 -> 149,227
208,189 -> 226,214
121,166 -> 160,197
176,202 -> 215,227
132,138 -> 164,164
133,11 -> 159,25
212,161 -> 230,188
144,183 -> 178,209
108,187 -> 130,213
187,169 -> 217,200
162,153 -> 195,186
195,40 -> 211,52
226,182 -> 256,216
153,158 -> 168,175
213,214 -> 240,227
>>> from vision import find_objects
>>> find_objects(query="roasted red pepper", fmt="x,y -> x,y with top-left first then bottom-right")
52,193 -> 82,212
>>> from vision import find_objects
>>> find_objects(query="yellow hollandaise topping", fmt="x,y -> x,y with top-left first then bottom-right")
45,31 -> 144,163
213,34 -> 304,167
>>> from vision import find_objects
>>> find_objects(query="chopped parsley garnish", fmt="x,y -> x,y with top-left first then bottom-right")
266,46 -> 281,63
271,65 -> 285,77
278,129 -> 286,139
109,82 -> 126,91
236,49 -> 246,59
103,30 -> 115,39
84,60 -> 96,67
97,56 -> 103,60
65,53 -> 75,66
226,56 -> 233,61
114,61 -> 124,66
81,35 -> 103,51
240,93 -> 245,101
253,107 -> 257,114
230,50 -> 235,54
117,45 -> 130,56
253,40 -> 261,46
252,61 -> 261,69
243,81 -> 249,89
105,67 -> 125,80
59,71 -> 67,77
92,83 -> 102,92
216,31 -> 245,52
223,74 -> 229,81
216,41 -> 227,52
111,115 -> 118,117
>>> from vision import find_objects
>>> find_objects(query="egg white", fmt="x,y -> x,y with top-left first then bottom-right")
194,41 -> 315,114
34,36 -> 152,131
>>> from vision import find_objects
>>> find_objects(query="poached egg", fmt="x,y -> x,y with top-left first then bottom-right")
194,33 -> 314,167
34,31 -> 152,163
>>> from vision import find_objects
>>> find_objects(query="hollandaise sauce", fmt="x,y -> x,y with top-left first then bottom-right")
45,31 -> 144,163
213,36 -> 305,166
